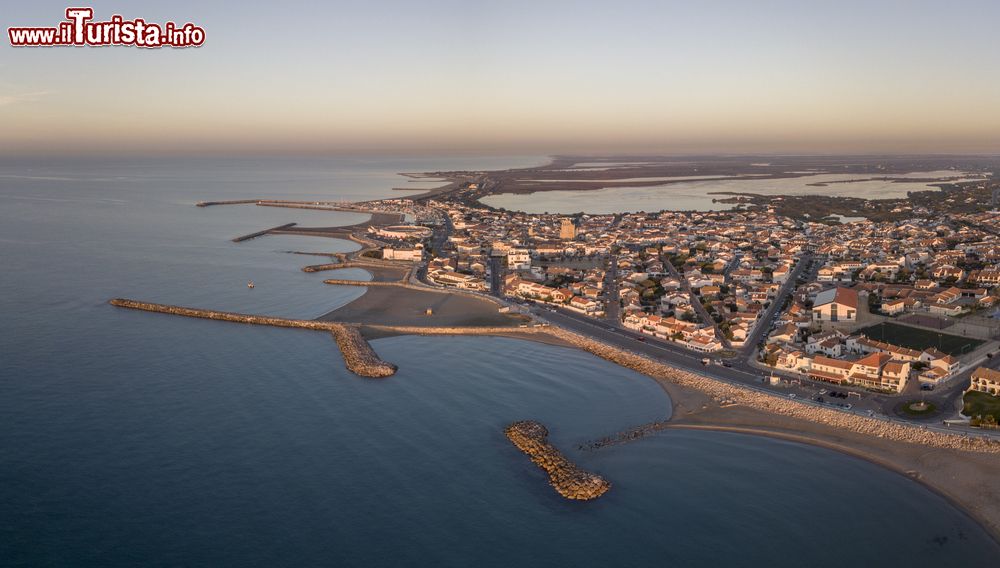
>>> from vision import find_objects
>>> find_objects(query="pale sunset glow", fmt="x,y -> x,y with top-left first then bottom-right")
3,0 -> 1000,156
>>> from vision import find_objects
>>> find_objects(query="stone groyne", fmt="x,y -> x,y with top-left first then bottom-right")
110,299 -> 338,329
108,299 -> 395,379
365,324 -> 538,336
197,199 -> 260,207
505,421 -> 611,500
304,260 -> 408,273
323,279 -> 412,288
578,420 -> 672,451
330,326 -> 397,378
232,223 -> 297,242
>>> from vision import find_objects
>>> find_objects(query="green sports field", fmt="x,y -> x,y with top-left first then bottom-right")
857,322 -> 983,356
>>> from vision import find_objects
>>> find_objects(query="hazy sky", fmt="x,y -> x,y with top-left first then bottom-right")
2,0 -> 1000,156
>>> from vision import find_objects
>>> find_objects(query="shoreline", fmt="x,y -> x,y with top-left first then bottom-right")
660,421 -> 1000,550
309,261 -> 1000,542
110,284 -> 1000,544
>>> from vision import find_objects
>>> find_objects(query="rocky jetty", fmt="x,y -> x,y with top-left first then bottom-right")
231,223 -> 297,242
109,299 -> 338,330
109,299 -> 395,379
578,420 -> 672,451
505,420 -> 611,500
330,325 -> 397,378
322,279 -> 399,287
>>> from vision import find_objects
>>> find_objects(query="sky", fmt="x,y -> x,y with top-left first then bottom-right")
2,0 -> 1000,157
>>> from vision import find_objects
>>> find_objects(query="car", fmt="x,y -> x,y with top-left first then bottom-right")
920,384 -> 934,391
721,361 -> 732,368
636,337 -> 646,342
817,396 -> 825,403
788,393 -> 796,399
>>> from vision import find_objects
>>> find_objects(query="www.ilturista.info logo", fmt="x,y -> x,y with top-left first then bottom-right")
8,7 -> 205,48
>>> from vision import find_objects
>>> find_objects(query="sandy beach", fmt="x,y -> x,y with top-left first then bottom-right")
650,377 -> 1000,542
320,276 -> 1000,542
318,281 -> 529,329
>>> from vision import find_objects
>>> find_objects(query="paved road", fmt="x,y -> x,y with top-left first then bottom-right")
663,258 -> 726,347
603,252 -> 621,322
488,255 -> 503,296
738,251 -> 815,358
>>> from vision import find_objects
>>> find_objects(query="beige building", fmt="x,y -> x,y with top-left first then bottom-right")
970,367 -> 1000,397
559,218 -> 577,240
382,245 -> 423,262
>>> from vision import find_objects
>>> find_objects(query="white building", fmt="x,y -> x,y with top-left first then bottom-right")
507,248 -> 531,270
812,287 -> 859,323
383,245 -> 424,262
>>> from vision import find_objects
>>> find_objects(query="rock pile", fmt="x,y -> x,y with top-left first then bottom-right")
109,299 -> 396,379
505,420 -> 611,500
330,325 -> 397,378
578,420 -> 672,451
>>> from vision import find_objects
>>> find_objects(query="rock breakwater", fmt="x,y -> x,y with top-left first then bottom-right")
108,299 -> 395,379
231,223 -> 297,242
505,420 -> 611,500
330,326 -> 397,378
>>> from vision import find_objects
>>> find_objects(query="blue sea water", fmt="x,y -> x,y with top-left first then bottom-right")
1,156 -> 998,567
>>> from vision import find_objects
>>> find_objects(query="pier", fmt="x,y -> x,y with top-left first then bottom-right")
232,223 -> 297,242
505,420 -> 611,500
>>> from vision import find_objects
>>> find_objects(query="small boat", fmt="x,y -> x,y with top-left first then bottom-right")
247,280 -> 255,289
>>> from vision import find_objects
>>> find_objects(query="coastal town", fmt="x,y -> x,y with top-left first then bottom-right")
111,158 -> 1000,533
347,170 -> 1000,431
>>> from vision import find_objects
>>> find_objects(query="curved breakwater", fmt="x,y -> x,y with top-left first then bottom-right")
108,299 -> 395,378
505,420 -> 611,500
303,260 -> 406,273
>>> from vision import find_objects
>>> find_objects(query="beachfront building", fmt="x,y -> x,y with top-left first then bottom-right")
812,287 -> 859,324
805,352 -> 909,392
970,367 -> 1000,396
382,245 -> 424,262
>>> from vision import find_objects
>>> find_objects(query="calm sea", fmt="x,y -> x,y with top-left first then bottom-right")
1,157 -> 997,566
